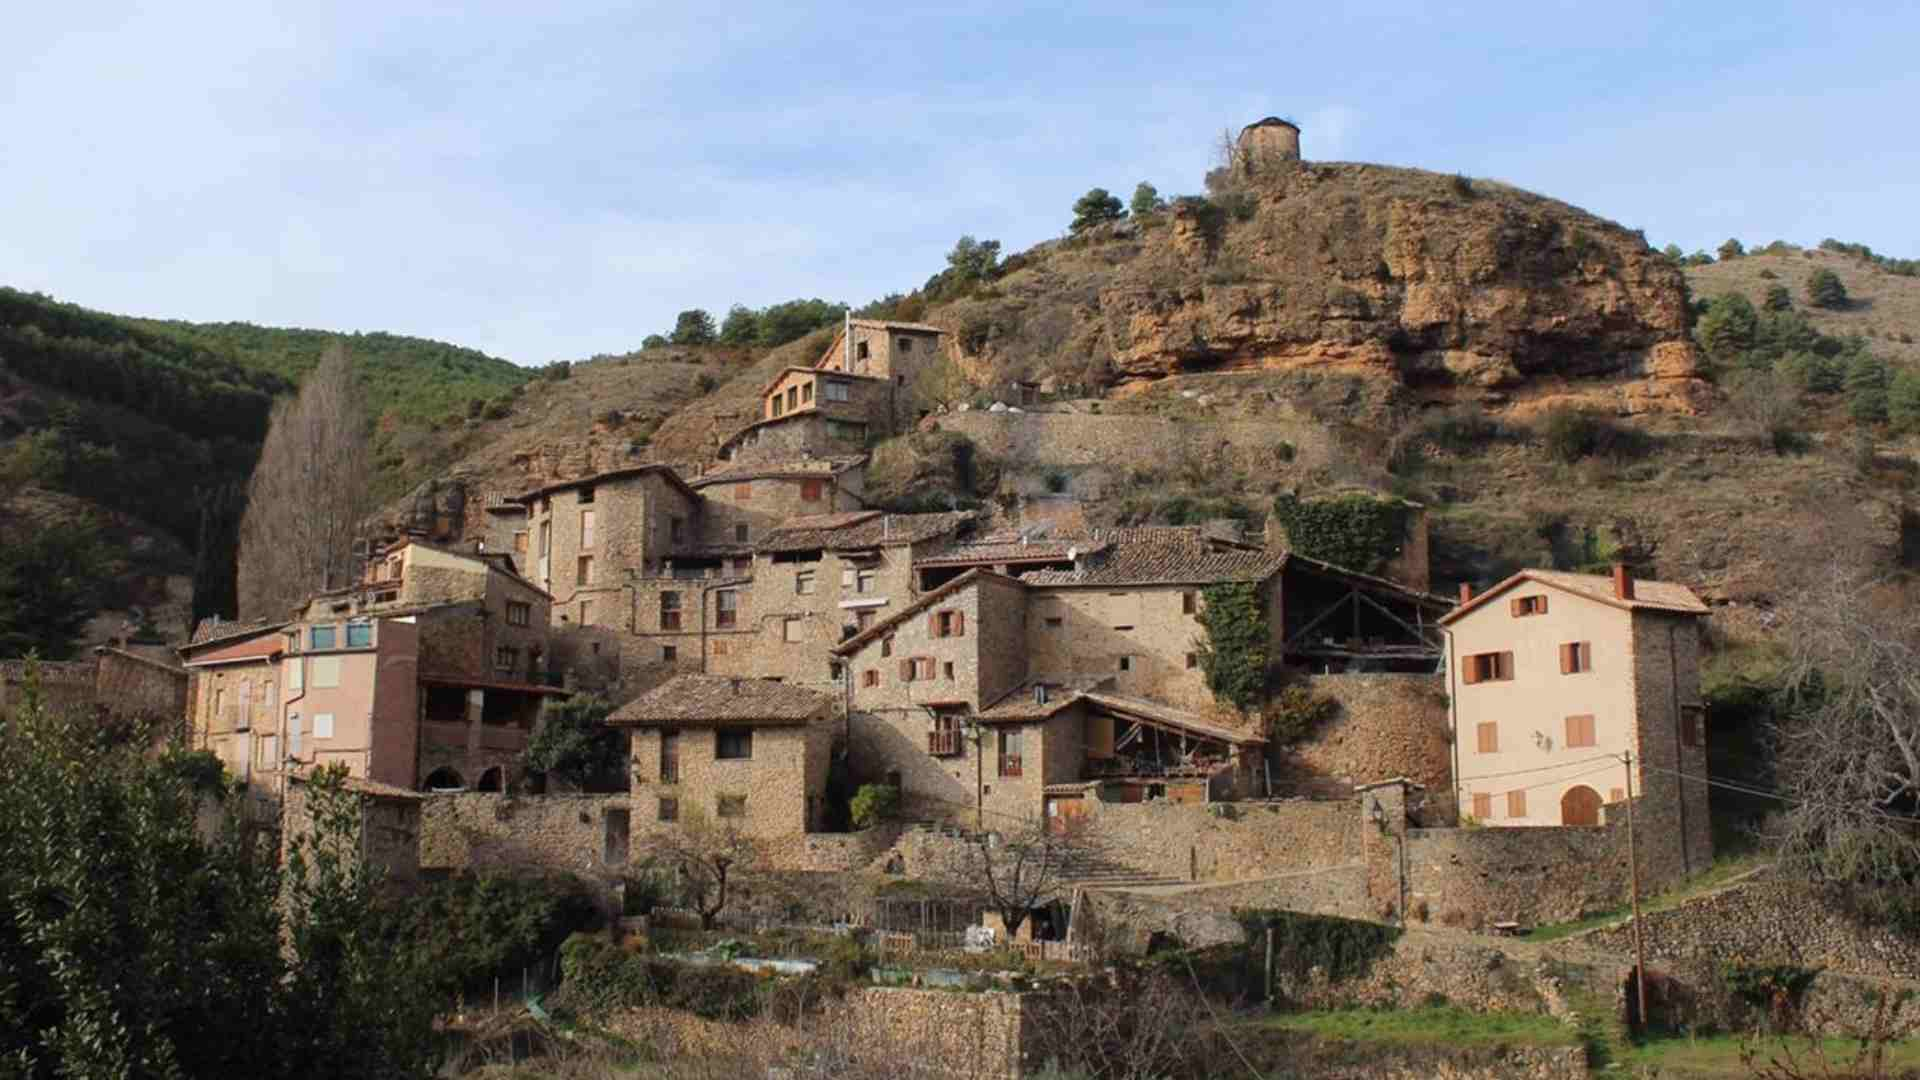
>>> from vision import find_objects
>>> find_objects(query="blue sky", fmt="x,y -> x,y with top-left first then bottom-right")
5,2 -> 1917,365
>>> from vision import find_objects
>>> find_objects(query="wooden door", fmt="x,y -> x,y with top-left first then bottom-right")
1560,785 -> 1603,826
1046,795 -> 1087,835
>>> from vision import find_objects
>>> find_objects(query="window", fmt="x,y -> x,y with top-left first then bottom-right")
856,570 -> 876,594
506,601 -> 531,627
828,420 -> 864,441
287,658 -> 303,693
1118,656 -> 1133,672
313,713 -> 335,740
716,590 -> 738,628
1559,641 -> 1592,674
1185,653 -> 1199,670
345,622 -> 371,648
1507,790 -> 1527,818
581,509 -> 595,548
1044,617 -> 1063,629
660,592 -> 682,631
1681,705 -> 1706,747
736,482 -> 753,501
862,669 -> 879,688
824,379 -> 851,403
1462,651 -> 1514,684
578,485 -> 594,505
897,337 -> 913,353
1114,624 -> 1133,632
712,639 -> 730,657
310,656 -> 341,689
1475,722 -> 1498,753
900,657 -> 935,681
513,531 -> 528,554
496,645 -> 520,673
856,609 -> 875,630
731,557 -> 751,576
943,661 -> 954,681
801,478 -> 824,501
771,395 -> 784,418
829,661 -> 844,680
717,795 -> 746,818
796,570 -> 816,595
855,342 -> 870,360
288,713 -> 302,758
998,729 -> 1024,777
577,555 -> 594,585
661,731 -> 679,782
310,625 -> 337,650
662,645 -> 678,662
881,636 -> 893,658
735,524 -> 749,543
1565,714 -> 1597,749
802,382 -> 813,404
1510,595 -> 1549,617
670,517 -> 685,543
933,610 -> 965,637
784,617 -> 803,643
716,729 -> 753,760
540,496 -> 551,514
658,797 -> 679,822
539,520 -> 551,556
1471,792 -> 1491,820
579,600 -> 593,625
1610,787 -> 1625,803
787,386 -> 799,412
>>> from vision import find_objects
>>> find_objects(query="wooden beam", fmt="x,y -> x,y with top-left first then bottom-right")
1355,590 -> 1441,646
1284,588 -> 1358,648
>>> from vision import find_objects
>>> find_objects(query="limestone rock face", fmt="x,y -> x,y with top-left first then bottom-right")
1069,164 -> 1694,407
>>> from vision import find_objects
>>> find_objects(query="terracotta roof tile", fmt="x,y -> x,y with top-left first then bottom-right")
760,510 -> 974,554
916,531 -> 1111,568
847,318 -> 945,334
1440,569 -> 1708,624
607,675 -> 829,727
690,455 -> 867,488
512,463 -> 696,505
1014,527 -> 1283,587
833,568 -> 1024,656
186,616 -> 287,648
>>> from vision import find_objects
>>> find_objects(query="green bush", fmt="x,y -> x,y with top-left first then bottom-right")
1763,284 -> 1793,311
641,333 -> 668,349
1270,493 -> 1412,575
1070,187 -> 1125,233
1889,370 -> 1920,432
543,360 -> 571,381
1846,354 -> 1891,423
1539,408 -> 1649,463
1451,174 -> 1474,198
849,783 -> 900,829
482,397 -> 512,420
1195,582 -> 1268,711
1267,686 -> 1338,744
1129,181 -> 1164,217
379,872 -> 597,998
1807,267 -> 1849,309
670,309 -> 717,345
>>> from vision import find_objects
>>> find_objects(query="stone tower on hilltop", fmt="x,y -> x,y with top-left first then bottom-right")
1236,116 -> 1301,174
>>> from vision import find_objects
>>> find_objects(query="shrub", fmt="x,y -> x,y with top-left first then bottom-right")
482,397 -> 512,420
1696,293 -> 1759,362
1415,403 -> 1512,453
1070,188 -> 1125,234
1267,685 -> 1338,743
1129,181 -> 1164,217
1723,369 -> 1805,454
1044,470 -> 1070,494
1451,173 -> 1474,198
1758,268 -> 1778,280
1195,582 -> 1268,710
849,783 -> 900,829
695,372 -> 719,394
641,333 -> 668,349
1763,284 -> 1793,311
1807,267 -> 1849,309
1781,350 -> 1845,393
1890,370 -> 1920,432
1217,190 -> 1258,222
1846,353 -> 1891,423
670,309 -> 717,345
1717,238 -> 1745,261
1539,407 -> 1649,463
543,360 -> 571,380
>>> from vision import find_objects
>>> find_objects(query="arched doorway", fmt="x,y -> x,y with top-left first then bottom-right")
1561,785 -> 1604,826
423,767 -> 465,792
476,766 -> 504,793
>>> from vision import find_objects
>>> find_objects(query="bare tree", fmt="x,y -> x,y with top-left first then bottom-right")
635,808 -> 761,930
236,344 -> 371,619
1030,969 -> 1228,1080
1723,368 -> 1805,453
1774,561 -> 1920,891
1741,990 -> 1920,1080
972,813 -> 1093,939
907,353 -> 975,415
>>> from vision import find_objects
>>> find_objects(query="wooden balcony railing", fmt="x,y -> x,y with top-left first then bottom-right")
927,730 -> 964,757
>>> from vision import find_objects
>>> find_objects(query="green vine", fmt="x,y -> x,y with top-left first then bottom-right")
1195,582 -> 1269,711
1234,910 -> 1401,987
1271,493 -> 1412,574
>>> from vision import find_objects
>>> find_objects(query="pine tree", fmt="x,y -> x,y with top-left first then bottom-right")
1070,188 -> 1125,234
1807,268 -> 1850,310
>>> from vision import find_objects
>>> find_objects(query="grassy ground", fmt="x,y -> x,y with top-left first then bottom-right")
1524,853 -> 1769,943
1257,1005 -> 1576,1049
1620,1029 -> 1920,1077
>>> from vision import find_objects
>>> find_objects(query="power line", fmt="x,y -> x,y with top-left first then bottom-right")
1636,759 -> 1920,825
1452,753 -> 1622,784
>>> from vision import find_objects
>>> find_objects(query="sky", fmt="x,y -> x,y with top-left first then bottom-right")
4,2 -> 1918,365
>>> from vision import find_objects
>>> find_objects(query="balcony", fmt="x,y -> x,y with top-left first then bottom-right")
927,730 -> 964,757
998,754 -> 1023,778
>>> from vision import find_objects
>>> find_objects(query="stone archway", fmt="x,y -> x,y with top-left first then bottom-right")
476,766 -> 504,793
423,766 -> 465,791
1561,785 -> 1603,826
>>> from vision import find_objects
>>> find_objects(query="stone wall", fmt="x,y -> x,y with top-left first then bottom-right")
93,648 -> 188,720
1401,824 -> 1635,929
1629,610 -> 1713,882
1082,798 -> 1363,883
831,987 -> 1037,1080
1580,875 -> 1920,980
1278,674 -> 1452,801
938,412 -> 1333,491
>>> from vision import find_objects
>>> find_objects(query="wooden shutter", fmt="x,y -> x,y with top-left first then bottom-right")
1496,652 -> 1514,680
1507,790 -> 1527,818
928,614 -> 940,638
899,659 -> 913,682
1476,722 -> 1498,754
1462,656 -> 1481,685
1471,793 -> 1491,819
953,612 -> 965,637
1559,643 -> 1573,674
1537,596 -> 1547,614
1509,597 -> 1524,617
1577,642 -> 1591,672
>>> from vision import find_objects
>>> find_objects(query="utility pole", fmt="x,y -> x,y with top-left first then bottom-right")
1623,751 -> 1648,1030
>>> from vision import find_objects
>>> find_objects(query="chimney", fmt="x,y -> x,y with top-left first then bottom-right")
1613,563 -> 1635,601
1458,582 -> 1472,604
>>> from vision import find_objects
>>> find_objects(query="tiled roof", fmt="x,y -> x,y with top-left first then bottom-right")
607,675 -> 829,727
757,365 -> 884,398
1441,569 -> 1708,624
974,681 -> 1264,745
848,318 -> 944,334
287,768 -> 425,801
1014,527 -> 1284,587
1081,691 -> 1265,746
512,463 -> 696,504
916,531 -> 1111,568
976,678 -> 1098,722
832,568 -> 1024,656
760,510 -> 974,554
186,616 -> 286,649
690,455 -> 866,488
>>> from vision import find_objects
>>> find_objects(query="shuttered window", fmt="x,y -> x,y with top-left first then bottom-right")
1475,722 -> 1498,753
1507,790 -> 1527,818
1509,595 -> 1548,616
1565,714 -> 1597,748
1470,792 -> 1491,820
1461,652 -> 1514,684
1559,641 -> 1592,674
932,610 -> 965,638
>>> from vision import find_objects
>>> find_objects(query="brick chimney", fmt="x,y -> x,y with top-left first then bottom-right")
1612,563 -> 1635,601
1458,582 -> 1472,604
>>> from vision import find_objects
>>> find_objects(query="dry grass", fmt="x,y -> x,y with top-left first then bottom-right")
1687,249 -> 1920,368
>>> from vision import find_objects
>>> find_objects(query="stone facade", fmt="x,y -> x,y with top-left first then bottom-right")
1278,674 -> 1453,800
282,772 -> 424,882
829,987 -> 1038,1080
0,650 -> 186,723
626,716 -> 833,839
519,466 -> 701,621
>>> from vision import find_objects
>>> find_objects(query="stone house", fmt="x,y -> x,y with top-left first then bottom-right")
685,455 -> 869,548
1439,565 -> 1712,874
815,318 -> 947,387
608,674 -> 833,838
0,648 -> 187,725
281,768 -> 425,882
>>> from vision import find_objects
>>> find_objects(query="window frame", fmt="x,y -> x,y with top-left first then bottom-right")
309,625 -> 337,650
506,601 -> 531,627
660,591 -> 683,631
715,589 -> 738,628
1475,722 -> 1498,754
1565,714 -> 1597,749
715,728 -> 753,760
